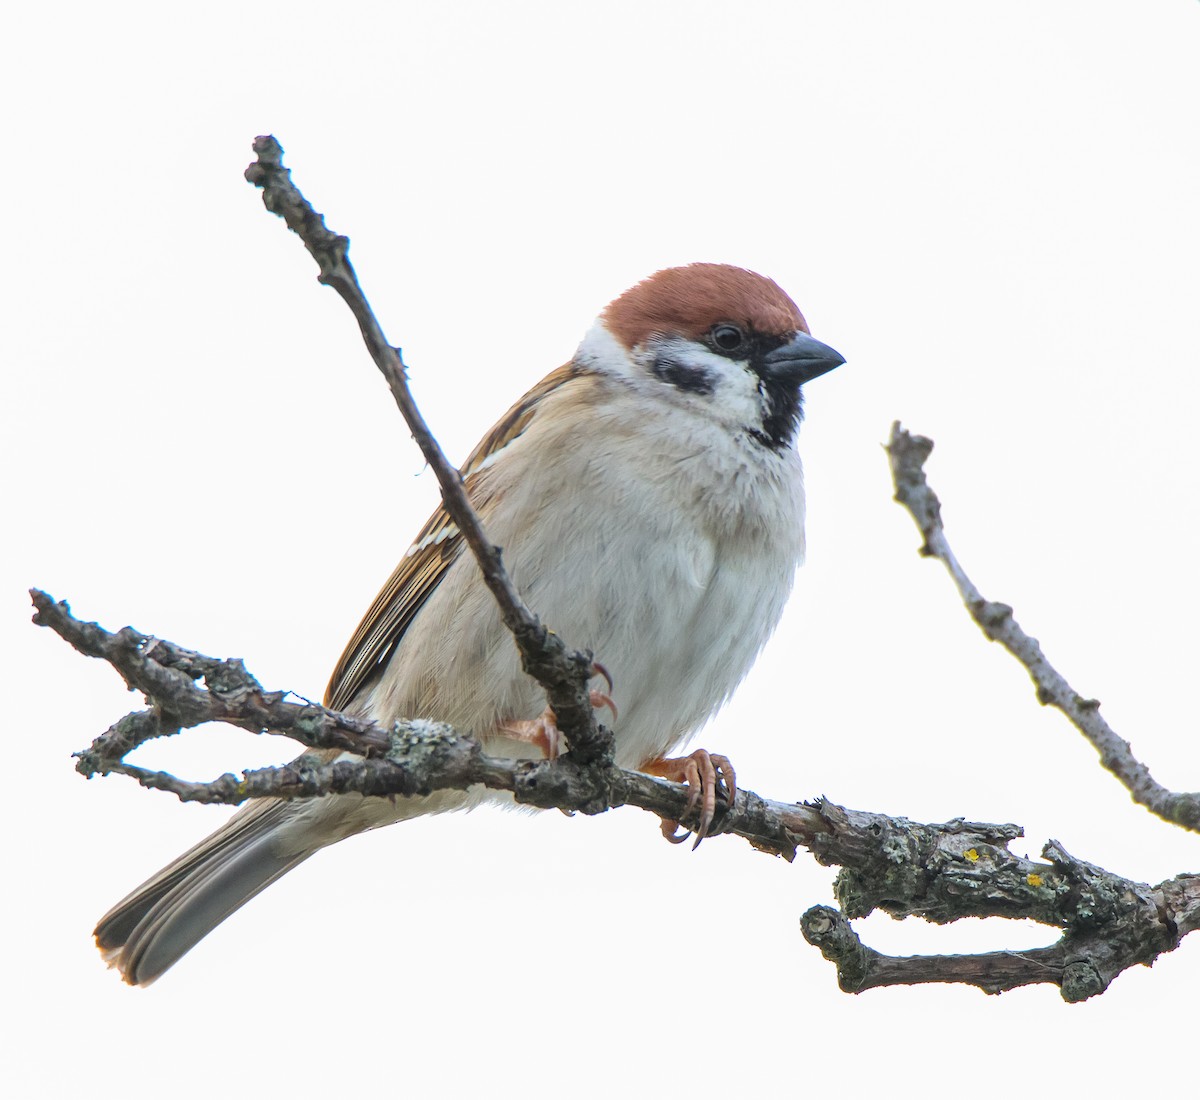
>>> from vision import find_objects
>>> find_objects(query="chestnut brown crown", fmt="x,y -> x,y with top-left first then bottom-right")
602,264 -> 809,351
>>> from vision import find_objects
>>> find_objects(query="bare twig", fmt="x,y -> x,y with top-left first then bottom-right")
886,422 -> 1200,832
242,136 -> 605,762
33,589 -> 1200,1001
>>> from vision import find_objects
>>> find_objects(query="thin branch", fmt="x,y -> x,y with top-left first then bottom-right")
33,589 -> 1199,1001
242,136 -> 605,763
886,421 -> 1200,833
801,907 -> 1070,997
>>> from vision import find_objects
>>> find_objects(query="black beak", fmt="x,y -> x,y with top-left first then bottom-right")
760,331 -> 845,386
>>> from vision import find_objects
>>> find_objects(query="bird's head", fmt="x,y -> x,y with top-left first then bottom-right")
579,263 -> 844,451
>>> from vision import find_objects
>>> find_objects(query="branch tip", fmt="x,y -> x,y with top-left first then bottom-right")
887,426 -> 1200,835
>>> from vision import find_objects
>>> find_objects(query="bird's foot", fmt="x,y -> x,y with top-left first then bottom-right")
497,665 -> 618,761
497,710 -> 565,760
643,750 -> 736,849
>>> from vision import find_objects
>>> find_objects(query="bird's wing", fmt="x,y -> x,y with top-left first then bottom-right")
323,363 -> 583,713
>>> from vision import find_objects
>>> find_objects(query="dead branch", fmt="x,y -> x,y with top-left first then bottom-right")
886,422 -> 1200,832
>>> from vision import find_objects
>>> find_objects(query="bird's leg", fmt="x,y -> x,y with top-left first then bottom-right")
642,750 -> 736,849
495,663 -> 617,760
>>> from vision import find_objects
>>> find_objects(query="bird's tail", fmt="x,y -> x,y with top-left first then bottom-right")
97,781 -> 481,985
94,800 -> 318,985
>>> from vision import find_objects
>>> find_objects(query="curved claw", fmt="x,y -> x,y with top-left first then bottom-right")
660,819 -> 692,844
591,661 -> 615,695
588,662 -> 618,722
643,749 -> 737,848
588,688 -> 619,723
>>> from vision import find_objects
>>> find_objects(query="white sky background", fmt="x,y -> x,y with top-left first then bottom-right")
4,0 -> 1199,1094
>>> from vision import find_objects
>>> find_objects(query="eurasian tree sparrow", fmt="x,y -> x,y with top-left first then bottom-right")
95,263 -> 844,984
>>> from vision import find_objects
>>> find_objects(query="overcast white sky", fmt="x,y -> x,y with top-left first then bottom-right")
5,2 -> 1199,1095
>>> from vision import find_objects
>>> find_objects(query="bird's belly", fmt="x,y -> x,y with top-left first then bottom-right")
366,433 -> 803,773
498,521 -> 795,769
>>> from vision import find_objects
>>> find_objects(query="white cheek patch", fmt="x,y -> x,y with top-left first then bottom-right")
574,321 -> 766,432
716,366 -> 769,428
405,523 -> 460,557
644,338 -> 764,425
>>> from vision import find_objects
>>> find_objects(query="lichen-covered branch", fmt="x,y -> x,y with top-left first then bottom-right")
33,589 -> 1199,1001
886,421 -> 1200,833
31,589 -> 795,854
801,824 -> 1200,1002
804,853 -> 1200,1003
243,136 -> 605,763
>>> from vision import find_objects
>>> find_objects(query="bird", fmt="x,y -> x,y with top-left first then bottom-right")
94,263 -> 845,984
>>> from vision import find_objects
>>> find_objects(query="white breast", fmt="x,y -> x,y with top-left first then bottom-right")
366,369 -> 806,772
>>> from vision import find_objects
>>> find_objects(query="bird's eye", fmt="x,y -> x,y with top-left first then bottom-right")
711,323 -> 746,352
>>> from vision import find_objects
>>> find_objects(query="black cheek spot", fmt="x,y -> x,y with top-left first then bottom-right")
652,353 -> 715,396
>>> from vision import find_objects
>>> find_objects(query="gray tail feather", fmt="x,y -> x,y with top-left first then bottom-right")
95,801 -> 317,985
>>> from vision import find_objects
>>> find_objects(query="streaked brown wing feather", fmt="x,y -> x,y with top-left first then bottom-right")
323,362 -> 584,713
323,504 -> 465,712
